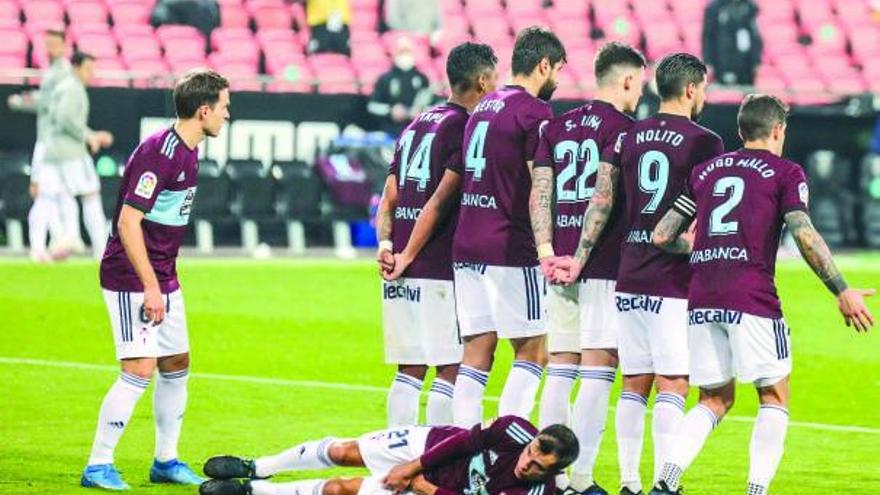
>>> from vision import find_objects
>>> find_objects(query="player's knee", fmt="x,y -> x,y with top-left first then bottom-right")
121,358 -> 157,379
323,478 -> 359,495
327,440 -> 361,466
158,353 -> 190,372
435,364 -> 459,382
398,364 -> 428,381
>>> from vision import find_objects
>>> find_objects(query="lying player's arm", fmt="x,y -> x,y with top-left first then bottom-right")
117,204 -> 165,324
383,427 -> 477,492
383,169 -> 463,280
376,175 -> 398,274
784,210 -> 875,331
529,166 -> 555,260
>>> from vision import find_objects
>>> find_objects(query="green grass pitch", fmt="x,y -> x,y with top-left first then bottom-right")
1,255 -> 878,494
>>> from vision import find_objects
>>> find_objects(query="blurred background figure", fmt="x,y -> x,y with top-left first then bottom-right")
7,30 -> 71,262
383,0 -> 442,46
702,0 -> 762,85
43,52 -> 114,260
151,0 -> 220,38
367,37 -> 431,137
303,0 -> 351,55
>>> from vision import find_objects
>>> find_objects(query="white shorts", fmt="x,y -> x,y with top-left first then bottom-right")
102,289 -> 190,360
382,278 -> 462,366
30,142 -> 46,182
453,263 -> 547,339
688,309 -> 792,388
547,278 -> 619,353
357,426 -> 431,476
41,155 -> 100,196
616,292 -> 689,376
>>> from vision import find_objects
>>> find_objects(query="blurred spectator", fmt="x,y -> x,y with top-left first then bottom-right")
305,0 -> 352,55
151,0 -> 220,38
367,37 -> 432,136
702,0 -> 762,85
871,117 -> 880,154
384,0 -> 441,43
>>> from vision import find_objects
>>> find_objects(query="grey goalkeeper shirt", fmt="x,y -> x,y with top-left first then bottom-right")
44,76 -> 93,163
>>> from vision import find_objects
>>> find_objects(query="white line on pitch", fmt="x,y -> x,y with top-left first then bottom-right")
3,356 -> 879,435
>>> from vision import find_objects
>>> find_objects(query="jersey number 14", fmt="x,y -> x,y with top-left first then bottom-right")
398,130 -> 436,192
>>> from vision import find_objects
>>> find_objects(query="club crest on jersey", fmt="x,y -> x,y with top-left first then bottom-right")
134,171 -> 158,199
176,170 -> 186,182
798,182 -> 809,205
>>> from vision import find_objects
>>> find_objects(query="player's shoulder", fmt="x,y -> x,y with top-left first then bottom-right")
488,415 -> 538,444
771,154 -> 806,179
688,120 -> 723,144
133,128 -> 183,165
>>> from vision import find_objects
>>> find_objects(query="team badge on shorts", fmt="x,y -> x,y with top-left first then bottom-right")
135,171 -> 158,199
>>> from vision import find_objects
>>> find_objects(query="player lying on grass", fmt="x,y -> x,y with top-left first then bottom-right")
199,416 -> 578,495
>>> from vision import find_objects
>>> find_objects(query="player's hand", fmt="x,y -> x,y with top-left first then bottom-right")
86,133 -> 102,154
28,182 -> 38,199
7,93 -> 22,109
539,255 -> 564,281
837,288 -> 875,332
96,130 -> 114,148
382,459 -> 421,493
377,248 -> 395,275
391,104 -> 409,123
143,285 -> 166,325
382,252 -> 412,281
553,257 -> 584,286
409,474 -> 438,495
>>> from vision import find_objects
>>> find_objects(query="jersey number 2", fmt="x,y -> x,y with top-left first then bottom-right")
709,176 -> 745,235
398,131 -> 435,191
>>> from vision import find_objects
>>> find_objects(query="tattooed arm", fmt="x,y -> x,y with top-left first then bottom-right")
785,210 -> 875,331
530,166 -> 555,254
376,175 -> 398,274
573,163 -> 619,262
652,209 -> 694,254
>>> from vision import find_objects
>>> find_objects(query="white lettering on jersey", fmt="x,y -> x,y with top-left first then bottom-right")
461,193 -> 498,209
690,246 -> 750,264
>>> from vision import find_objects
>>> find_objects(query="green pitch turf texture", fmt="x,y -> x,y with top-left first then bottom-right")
1,255 -> 878,494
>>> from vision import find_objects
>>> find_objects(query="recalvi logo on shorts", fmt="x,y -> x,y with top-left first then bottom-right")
383,283 -> 421,302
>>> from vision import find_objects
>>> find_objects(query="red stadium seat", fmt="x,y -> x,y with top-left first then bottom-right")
110,1 -> 151,26
0,27 -> 27,56
0,53 -> 26,83
93,57 -> 129,87
250,3 -> 292,30
114,24 -> 154,38
120,35 -> 162,61
66,0 -> 108,25
76,32 -> 119,59
157,25 -> 203,42
314,66 -> 358,94
807,23 -> 848,55
23,0 -> 64,24
0,0 -> 19,24
219,4 -> 250,28
708,88 -> 746,104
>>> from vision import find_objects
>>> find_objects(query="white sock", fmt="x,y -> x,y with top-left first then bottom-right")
616,392 -> 648,493
498,360 -> 543,419
538,364 -> 578,428
28,194 -> 59,255
652,392 -> 686,484
453,365 -> 488,427
87,372 -> 150,465
661,404 -> 720,491
58,192 -> 82,247
747,405 -> 789,494
251,479 -> 326,495
154,368 -> 189,462
426,378 -> 454,425
82,194 -> 107,258
569,366 -> 616,491
254,438 -> 336,477
387,372 -> 423,427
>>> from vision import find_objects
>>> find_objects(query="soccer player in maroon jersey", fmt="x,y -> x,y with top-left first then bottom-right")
385,27 -> 567,429
553,53 -> 724,494
375,42 -> 499,427
81,71 -> 230,490
530,42 -> 646,495
198,417 -> 579,495
648,95 -> 874,495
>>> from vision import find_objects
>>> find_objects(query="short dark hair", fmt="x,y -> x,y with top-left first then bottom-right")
536,424 -> 579,470
70,51 -> 94,67
511,26 -> 566,77
655,52 -> 707,101
46,29 -> 65,40
594,42 -> 646,84
173,69 -> 230,119
446,42 -> 497,93
738,94 -> 789,141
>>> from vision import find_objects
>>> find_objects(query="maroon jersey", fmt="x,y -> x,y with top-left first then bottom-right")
534,100 -> 634,281
453,85 -> 554,267
100,128 -> 199,293
422,416 -> 555,495
615,114 -> 724,298
389,102 -> 469,280
673,148 -> 809,319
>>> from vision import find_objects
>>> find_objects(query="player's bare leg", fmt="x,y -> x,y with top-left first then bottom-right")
539,352 -> 579,428
388,364 -> 427,427
651,375 -> 689,484
747,376 -> 790,495
453,332 -> 497,426
203,472 -> 365,495
499,335 -> 547,419
569,349 -> 618,493
616,373 -> 653,494
426,363 -> 458,425
653,381 -> 735,494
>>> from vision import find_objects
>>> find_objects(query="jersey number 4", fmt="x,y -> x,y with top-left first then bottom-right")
555,139 -> 599,202
465,121 -> 489,181
398,130 -> 436,191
